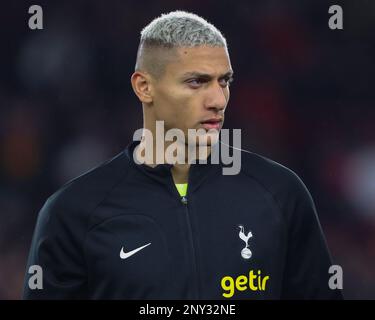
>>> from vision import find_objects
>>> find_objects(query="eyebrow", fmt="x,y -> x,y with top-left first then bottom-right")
180,70 -> 234,80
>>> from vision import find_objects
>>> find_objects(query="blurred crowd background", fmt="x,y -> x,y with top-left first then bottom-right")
0,0 -> 374,299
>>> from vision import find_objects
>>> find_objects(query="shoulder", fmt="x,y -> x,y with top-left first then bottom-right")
231,147 -> 313,209
38,151 -> 131,227
230,147 -> 318,227
237,148 -> 303,188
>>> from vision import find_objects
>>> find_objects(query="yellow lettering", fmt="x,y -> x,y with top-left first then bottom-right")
248,270 -> 258,291
262,276 -> 270,291
235,275 -> 247,291
221,270 -> 270,298
221,276 -> 235,298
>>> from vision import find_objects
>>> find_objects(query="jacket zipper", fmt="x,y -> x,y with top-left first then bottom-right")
169,174 -> 200,299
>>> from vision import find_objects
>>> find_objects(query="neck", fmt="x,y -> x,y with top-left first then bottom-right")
134,123 -> 213,184
171,163 -> 190,184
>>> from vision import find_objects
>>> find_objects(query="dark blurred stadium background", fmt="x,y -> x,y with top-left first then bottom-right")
0,0 -> 374,299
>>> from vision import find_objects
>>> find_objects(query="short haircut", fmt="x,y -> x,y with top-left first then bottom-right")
135,11 -> 228,78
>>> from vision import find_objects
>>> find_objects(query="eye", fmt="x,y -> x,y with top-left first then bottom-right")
186,78 -> 206,89
219,76 -> 234,88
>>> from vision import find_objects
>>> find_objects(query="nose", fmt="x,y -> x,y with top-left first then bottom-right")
204,83 -> 228,112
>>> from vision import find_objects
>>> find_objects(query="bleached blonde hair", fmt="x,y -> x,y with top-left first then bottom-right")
135,11 -> 227,77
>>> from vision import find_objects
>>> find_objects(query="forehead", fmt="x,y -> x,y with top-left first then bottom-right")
165,46 -> 232,77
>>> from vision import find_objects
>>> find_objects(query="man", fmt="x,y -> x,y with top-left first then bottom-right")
23,11 -> 342,299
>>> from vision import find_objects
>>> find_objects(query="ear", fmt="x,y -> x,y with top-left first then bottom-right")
131,71 -> 153,104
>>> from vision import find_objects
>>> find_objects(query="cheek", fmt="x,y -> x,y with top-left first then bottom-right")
154,90 -> 178,116
154,84 -> 203,128
156,95 -> 191,127
160,92 -> 193,116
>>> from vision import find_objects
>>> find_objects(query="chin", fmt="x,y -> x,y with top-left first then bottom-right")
193,132 -> 220,147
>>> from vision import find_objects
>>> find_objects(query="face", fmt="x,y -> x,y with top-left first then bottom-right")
148,46 -> 233,146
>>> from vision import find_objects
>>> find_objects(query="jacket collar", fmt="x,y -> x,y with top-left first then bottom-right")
124,140 -> 222,193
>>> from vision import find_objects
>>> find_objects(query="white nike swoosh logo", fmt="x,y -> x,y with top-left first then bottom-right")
119,242 -> 151,260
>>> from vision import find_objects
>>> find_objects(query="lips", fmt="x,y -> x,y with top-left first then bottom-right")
200,118 -> 223,130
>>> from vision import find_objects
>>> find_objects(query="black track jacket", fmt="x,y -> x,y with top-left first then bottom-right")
23,140 -> 342,299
